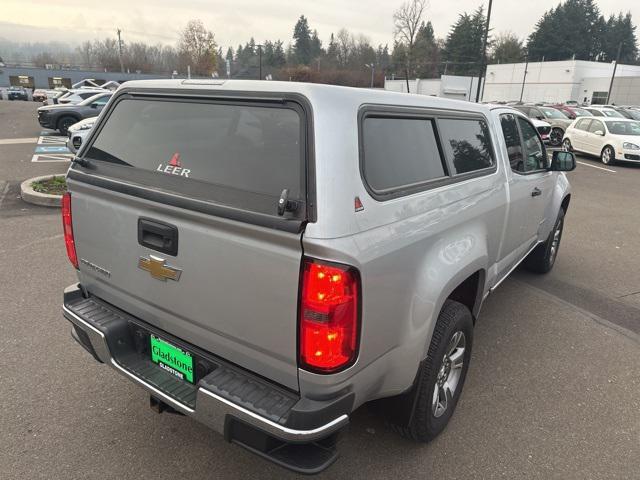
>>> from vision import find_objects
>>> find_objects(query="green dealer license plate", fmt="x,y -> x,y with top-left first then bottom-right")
150,334 -> 194,384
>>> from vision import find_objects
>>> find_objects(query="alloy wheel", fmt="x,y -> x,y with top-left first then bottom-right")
432,331 -> 466,418
549,218 -> 563,265
550,128 -> 564,147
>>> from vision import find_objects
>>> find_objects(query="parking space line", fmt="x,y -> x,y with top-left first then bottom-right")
0,137 -> 38,145
0,181 -> 9,209
31,154 -> 73,163
576,161 -> 616,173
37,136 -> 68,146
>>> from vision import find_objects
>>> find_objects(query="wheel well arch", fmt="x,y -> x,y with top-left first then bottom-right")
561,194 -> 571,213
446,270 -> 485,321
601,144 -> 615,155
57,115 -> 80,128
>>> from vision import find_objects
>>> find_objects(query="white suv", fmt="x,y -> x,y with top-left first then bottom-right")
55,88 -> 106,105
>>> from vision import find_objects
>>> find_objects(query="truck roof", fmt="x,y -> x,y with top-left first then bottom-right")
118,79 -> 492,115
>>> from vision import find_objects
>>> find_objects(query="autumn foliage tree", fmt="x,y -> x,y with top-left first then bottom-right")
178,19 -> 218,76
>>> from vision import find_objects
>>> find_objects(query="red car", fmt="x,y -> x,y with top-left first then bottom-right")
549,104 -> 592,120
33,89 -> 48,102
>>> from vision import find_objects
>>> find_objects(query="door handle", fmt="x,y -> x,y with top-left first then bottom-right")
138,217 -> 179,256
531,187 -> 542,197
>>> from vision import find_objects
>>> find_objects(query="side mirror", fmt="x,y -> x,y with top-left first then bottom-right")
537,116 -> 545,120
594,130 -> 604,136
90,103 -> 98,109
549,150 -> 576,172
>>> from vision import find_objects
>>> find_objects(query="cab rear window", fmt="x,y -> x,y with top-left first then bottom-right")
83,97 -> 305,216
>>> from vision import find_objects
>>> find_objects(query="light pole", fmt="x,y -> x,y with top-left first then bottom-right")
365,63 -> 375,88
257,44 -> 263,80
606,42 -> 623,104
519,56 -> 529,102
116,28 -> 125,74
475,0 -> 493,102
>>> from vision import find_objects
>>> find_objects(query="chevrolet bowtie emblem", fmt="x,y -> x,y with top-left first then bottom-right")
138,255 -> 182,281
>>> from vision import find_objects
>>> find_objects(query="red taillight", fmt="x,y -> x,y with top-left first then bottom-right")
299,258 -> 360,373
61,192 -> 78,269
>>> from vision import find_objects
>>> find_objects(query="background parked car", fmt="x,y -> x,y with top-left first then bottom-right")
514,105 -> 573,146
563,117 -> 640,165
55,88 -> 106,105
550,104 -> 593,119
531,118 -> 552,143
37,92 -> 112,134
582,107 -> 625,118
67,117 -> 95,154
609,107 -> 640,120
32,89 -> 48,102
7,86 -> 29,101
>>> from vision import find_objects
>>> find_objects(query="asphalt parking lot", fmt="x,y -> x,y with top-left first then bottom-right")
1,100 -> 638,479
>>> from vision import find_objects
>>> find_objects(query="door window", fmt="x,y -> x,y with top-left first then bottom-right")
517,117 -> 547,171
362,116 -> 446,193
575,119 -> 592,131
529,108 -> 544,120
437,118 -> 494,175
588,120 -> 604,134
91,96 -> 110,107
500,114 -> 524,173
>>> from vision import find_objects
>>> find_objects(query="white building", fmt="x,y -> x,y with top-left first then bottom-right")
483,59 -> 640,105
384,75 -> 482,101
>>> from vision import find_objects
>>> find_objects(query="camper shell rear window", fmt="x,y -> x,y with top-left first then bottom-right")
77,93 -> 309,228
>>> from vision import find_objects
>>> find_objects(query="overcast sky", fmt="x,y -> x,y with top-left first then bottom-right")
1,0 -> 638,50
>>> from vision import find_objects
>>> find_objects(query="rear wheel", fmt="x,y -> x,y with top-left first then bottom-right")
550,127 -> 564,147
562,138 -> 572,152
524,208 -> 565,274
57,116 -> 77,135
601,145 -> 615,165
391,300 -> 473,442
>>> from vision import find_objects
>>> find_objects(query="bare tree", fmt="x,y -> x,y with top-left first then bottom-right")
77,41 -> 94,69
393,0 -> 428,72
336,28 -> 355,67
178,19 -> 218,76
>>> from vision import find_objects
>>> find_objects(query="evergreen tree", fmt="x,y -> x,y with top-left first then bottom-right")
326,33 -> 339,67
310,30 -> 323,60
293,15 -> 312,65
443,7 -> 486,75
527,0 -> 604,61
272,40 -> 287,68
600,13 -> 638,63
376,44 -> 391,72
391,41 -> 412,77
413,21 -> 441,77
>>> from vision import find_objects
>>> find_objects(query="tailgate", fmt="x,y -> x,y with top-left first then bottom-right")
67,92 -> 310,390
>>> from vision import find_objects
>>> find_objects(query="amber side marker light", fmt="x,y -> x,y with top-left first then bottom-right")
299,258 -> 360,373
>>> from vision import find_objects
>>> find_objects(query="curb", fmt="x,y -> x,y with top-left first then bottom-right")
20,174 -> 65,207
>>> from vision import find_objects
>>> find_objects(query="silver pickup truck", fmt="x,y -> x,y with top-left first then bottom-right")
62,80 -> 574,473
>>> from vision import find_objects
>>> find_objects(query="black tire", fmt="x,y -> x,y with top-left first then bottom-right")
550,127 -> 564,147
601,145 -> 615,165
391,300 -> 473,442
524,208 -> 565,274
57,116 -> 78,135
562,138 -> 572,152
